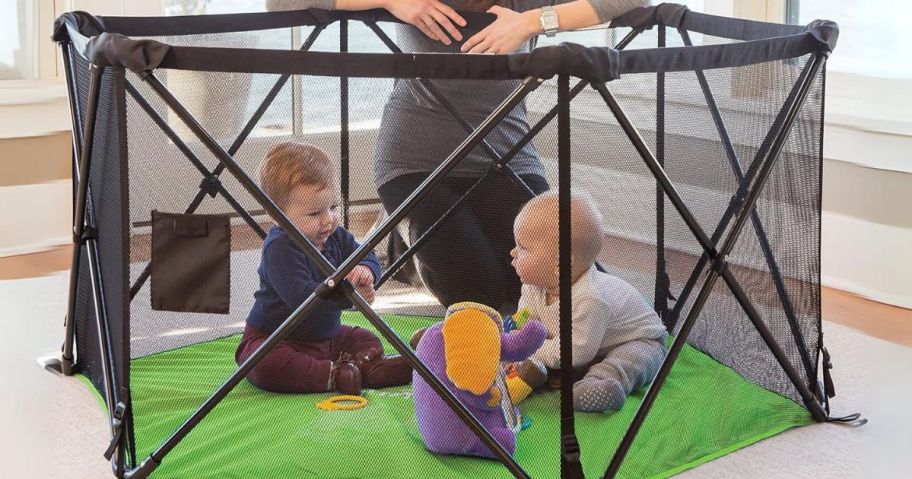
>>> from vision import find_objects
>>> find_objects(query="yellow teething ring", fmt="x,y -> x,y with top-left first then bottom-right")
316,395 -> 367,411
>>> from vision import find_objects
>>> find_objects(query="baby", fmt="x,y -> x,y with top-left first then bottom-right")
506,191 -> 668,412
236,142 -> 412,396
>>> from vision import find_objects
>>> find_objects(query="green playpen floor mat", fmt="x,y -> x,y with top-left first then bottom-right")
83,312 -> 812,478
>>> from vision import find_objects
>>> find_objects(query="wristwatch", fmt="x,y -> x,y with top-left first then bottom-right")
540,5 -> 559,37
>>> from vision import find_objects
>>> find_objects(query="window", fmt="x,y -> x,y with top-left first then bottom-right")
164,0 -> 262,16
0,1 -> 69,139
796,0 -> 911,79
1,1 -> 38,80
791,0 -> 912,172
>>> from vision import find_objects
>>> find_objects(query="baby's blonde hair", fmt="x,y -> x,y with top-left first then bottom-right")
259,142 -> 335,210
518,191 -> 605,275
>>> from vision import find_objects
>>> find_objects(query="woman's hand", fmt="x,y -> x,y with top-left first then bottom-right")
383,0 -> 468,45
461,6 -> 539,54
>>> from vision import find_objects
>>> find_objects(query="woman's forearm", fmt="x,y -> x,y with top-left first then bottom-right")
334,0 -> 389,11
501,0 -> 644,44
538,0 -> 647,32
266,0 -> 389,12
581,0 -> 649,25
551,1 -> 602,31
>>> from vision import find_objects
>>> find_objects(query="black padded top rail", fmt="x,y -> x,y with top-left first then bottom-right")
53,4 -> 838,82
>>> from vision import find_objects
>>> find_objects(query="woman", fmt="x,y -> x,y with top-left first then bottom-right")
268,0 -> 646,313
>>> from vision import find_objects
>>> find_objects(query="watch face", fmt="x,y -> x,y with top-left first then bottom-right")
541,9 -> 559,34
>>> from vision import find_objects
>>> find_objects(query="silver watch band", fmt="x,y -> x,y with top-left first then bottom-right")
540,5 -> 559,37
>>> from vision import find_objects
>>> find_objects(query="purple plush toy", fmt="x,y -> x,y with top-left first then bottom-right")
412,302 -> 547,459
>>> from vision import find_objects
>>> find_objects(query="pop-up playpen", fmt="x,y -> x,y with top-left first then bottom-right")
50,3 -> 859,478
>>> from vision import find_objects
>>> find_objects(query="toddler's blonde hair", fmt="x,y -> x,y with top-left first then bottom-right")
259,142 -> 335,210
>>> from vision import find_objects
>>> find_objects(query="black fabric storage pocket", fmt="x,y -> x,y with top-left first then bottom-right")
151,210 -> 231,314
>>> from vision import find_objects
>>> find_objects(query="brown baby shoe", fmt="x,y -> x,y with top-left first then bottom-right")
330,354 -> 362,396
353,347 -> 413,389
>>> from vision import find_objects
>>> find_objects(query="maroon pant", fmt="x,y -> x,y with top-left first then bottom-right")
235,325 -> 382,393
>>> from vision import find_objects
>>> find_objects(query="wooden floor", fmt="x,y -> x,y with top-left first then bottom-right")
3,244 -> 910,347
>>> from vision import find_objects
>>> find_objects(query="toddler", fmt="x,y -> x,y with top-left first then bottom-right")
236,142 -> 412,396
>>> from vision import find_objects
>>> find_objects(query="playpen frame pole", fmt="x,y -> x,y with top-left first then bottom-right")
600,53 -> 828,478
126,26 -> 326,300
593,83 -> 717,255
125,73 -> 538,479
711,56 -> 829,421
123,80 -> 262,215
60,40 -> 83,377
341,19 -> 351,229
668,29 -> 817,382
654,25 -> 670,321
57,43 -> 129,471
557,72 -> 585,479
72,64 -> 103,300
86,218 -> 126,476
374,169 -> 487,288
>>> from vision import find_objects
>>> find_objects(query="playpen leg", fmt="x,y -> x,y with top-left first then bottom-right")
557,73 -> 586,479
57,41 -> 84,377
654,25 -> 671,321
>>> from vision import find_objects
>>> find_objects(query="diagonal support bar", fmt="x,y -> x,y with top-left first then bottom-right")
665,53 -> 816,332
124,81 -> 265,299
375,168 -> 488,289
601,53 -> 829,478
592,82 -> 718,256
60,41 -> 85,378
667,28 -> 817,382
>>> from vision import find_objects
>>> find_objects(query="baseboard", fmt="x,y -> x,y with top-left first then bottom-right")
821,275 -> 912,310
821,212 -> 912,310
0,180 -> 71,257
0,236 -> 71,258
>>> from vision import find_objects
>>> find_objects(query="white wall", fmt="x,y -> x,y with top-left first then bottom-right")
0,181 -> 71,256
823,212 -> 912,309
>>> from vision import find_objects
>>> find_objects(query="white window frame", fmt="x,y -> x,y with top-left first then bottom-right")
741,0 -> 912,174
0,1 -> 72,139
0,0 -> 71,83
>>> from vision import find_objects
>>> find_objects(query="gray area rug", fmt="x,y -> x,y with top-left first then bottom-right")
2,272 -> 907,478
